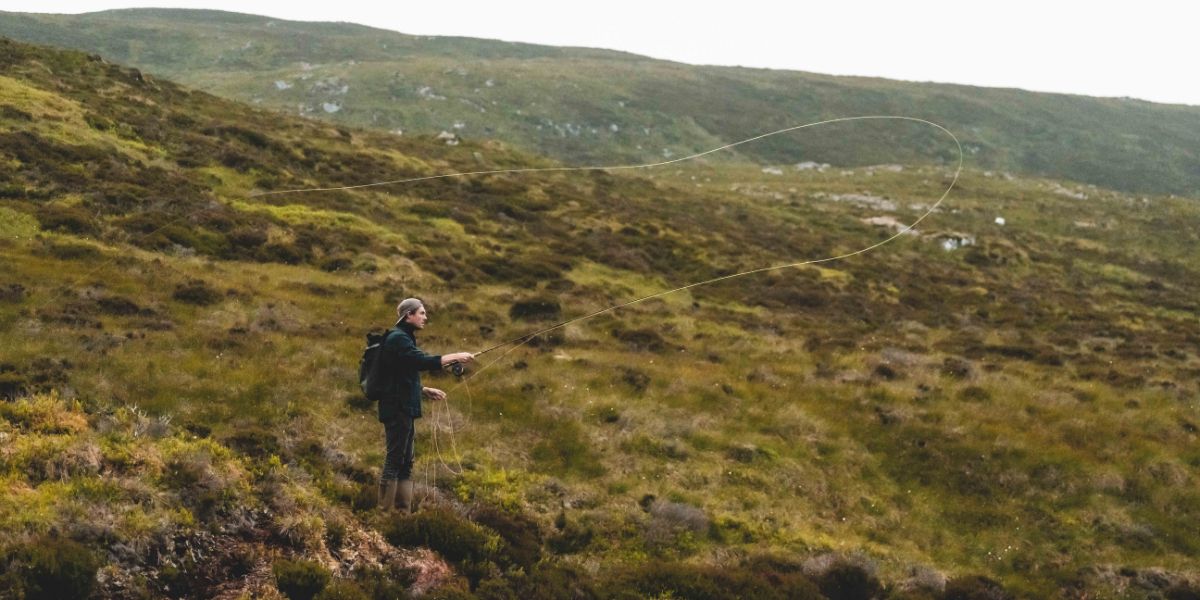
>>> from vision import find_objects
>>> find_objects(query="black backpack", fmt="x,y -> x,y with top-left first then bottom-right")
358,329 -> 394,400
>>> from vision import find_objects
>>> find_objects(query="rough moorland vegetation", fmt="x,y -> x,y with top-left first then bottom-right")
1,37 -> 1199,598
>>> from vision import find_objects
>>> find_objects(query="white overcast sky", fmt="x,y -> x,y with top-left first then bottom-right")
7,0 -> 1197,106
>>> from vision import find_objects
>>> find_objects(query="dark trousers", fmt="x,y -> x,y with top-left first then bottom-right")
382,415 -> 416,481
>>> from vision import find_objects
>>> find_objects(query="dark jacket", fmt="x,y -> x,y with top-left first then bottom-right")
377,322 -> 441,422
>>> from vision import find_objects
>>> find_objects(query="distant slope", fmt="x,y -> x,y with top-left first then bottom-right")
2,8 -> 1199,195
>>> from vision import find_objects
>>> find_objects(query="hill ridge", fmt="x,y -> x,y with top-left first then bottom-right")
3,9 -> 1200,195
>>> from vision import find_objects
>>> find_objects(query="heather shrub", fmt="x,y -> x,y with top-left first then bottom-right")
274,558 -> 331,600
509,296 -> 562,321
471,504 -> 542,569
530,418 -> 604,478
172,279 -> 223,306
34,204 -> 100,236
603,561 -> 816,600
942,575 -> 1013,600
314,579 -> 370,600
0,536 -> 101,600
383,508 -> 500,567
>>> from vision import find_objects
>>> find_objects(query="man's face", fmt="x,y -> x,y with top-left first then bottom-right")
406,306 -> 428,329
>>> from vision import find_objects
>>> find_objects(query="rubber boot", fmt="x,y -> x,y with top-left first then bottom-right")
396,479 -> 415,513
379,480 -> 399,511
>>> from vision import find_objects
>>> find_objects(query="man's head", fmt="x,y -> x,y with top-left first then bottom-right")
396,298 -> 428,329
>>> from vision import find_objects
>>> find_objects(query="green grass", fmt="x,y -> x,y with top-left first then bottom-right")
0,36 -> 1198,598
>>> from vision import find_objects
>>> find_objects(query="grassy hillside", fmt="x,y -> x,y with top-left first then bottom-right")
2,37 -> 1199,599
2,9 -> 1200,197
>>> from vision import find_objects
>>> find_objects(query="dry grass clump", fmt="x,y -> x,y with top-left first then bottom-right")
0,391 -> 89,434
644,498 -> 709,552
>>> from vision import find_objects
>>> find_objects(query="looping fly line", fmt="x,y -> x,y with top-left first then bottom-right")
261,116 -> 962,474
266,116 -> 961,384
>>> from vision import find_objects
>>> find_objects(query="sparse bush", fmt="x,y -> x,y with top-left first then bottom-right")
544,278 -> 574,292
895,565 -> 947,597
812,558 -> 883,600
383,509 -> 499,566
509,296 -> 562,321
43,239 -> 100,260
474,577 -> 519,600
0,391 -> 88,433
547,512 -> 595,555
619,366 -> 650,393
219,149 -> 261,172
963,239 -> 1027,267
754,276 -> 831,309
0,367 -> 24,400
726,444 -> 768,463
320,254 -> 354,272
942,575 -> 1012,600
94,293 -> 149,316
958,385 -> 991,402
471,504 -> 542,569
425,587 -> 476,600
873,363 -> 902,380
1167,582 -> 1200,600
172,279 -> 222,305
942,357 -> 972,379
610,327 -> 667,352
161,441 -> 246,521
733,554 -> 826,597
350,564 -> 415,600
645,499 -> 708,551
0,183 -> 26,199
259,241 -> 308,264
13,437 -> 103,482
0,283 -> 26,303
605,561 -> 805,600
590,404 -> 621,424
478,254 -> 568,286
531,419 -> 604,478
325,519 -> 348,550
1,104 -> 33,121
512,563 -> 599,600
315,579 -> 370,600
226,543 -> 260,580
0,536 -> 101,600
221,425 -> 281,459
709,515 -> 758,544
34,204 -> 100,236
806,552 -> 883,600
524,330 -> 565,348
274,558 -> 331,600
229,226 -> 268,248
624,434 -> 689,461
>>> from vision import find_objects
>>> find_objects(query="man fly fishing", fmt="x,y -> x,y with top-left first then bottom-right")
376,298 -> 474,513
